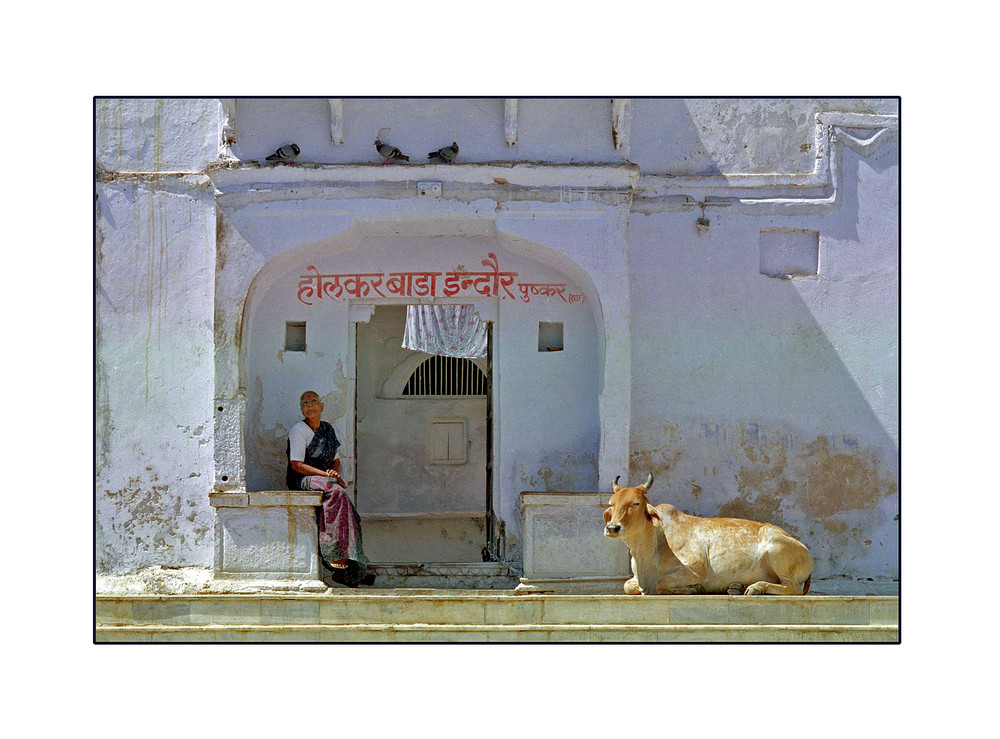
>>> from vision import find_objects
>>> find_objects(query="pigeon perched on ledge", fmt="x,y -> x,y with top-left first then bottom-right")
265,144 -> 300,163
429,142 -> 459,163
375,139 -> 409,164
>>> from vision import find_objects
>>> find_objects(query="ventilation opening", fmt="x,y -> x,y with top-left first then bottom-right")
402,355 -> 487,397
285,321 -> 306,351
538,322 -> 563,351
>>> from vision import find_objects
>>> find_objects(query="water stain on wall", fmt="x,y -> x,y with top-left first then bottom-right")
629,424 -> 685,484
216,209 -> 228,272
796,436 -> 897,518
535,452 -> 598,491
632,421 -> 897,532
716,492 -> 783,524
629,421 -> 898,581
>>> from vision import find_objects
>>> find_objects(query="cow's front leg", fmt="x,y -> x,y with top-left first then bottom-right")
744,576 -> 804,596
623,555 -> 644,594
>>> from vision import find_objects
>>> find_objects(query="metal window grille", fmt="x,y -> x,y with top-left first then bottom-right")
402,355 -> 487,397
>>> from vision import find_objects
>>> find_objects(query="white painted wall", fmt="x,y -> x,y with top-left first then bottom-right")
95,177 -> 218,573
231,97 -> 623,165
627,139 -> 899,582
95,98 -> 221,172
95,97 -> 899,588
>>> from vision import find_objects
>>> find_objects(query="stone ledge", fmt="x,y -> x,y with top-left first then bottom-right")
209,491 -> 248,508
249,491 -> 323,507
210,490 -> 323,508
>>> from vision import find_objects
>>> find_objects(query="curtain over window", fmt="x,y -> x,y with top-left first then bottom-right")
402,305 -> 488,359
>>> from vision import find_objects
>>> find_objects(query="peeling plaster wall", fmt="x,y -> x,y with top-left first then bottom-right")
95,99 -> 221,574
95,98 -> 220,172
630,98 -> 898,175
95,179 -> 218,574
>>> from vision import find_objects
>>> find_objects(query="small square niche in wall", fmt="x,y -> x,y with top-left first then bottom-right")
538,322 -> 563,352
285,321 -> 306,352
759,229 -> 820,278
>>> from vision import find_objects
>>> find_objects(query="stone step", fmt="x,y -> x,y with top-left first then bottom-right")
96,593 -> 898,643
368,563 -> 519,589
97,622 -> 897,643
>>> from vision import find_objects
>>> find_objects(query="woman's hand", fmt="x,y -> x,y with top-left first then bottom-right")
325,469 -> 345,485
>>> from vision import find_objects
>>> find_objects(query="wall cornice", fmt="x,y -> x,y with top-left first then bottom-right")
207,161 -> 640,196
102,111 -> 897,216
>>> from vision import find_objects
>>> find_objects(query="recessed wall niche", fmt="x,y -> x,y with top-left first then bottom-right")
285,321 -> 306,352
759,229 -> 820,278
538,322 -> 564,352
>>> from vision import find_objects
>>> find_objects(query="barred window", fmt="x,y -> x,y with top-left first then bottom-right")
402,355 -> 487,397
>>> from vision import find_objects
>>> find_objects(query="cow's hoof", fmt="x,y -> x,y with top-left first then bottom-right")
692,584 -> 706,594
727,583 -> 743,595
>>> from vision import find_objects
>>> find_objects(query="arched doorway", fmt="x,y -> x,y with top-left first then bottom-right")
238,231 -> 602,568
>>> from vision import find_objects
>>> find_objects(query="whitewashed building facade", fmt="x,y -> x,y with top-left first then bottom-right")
95,98 -> 898,594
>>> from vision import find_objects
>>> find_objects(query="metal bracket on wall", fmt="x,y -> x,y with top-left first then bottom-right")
504,99 -> 518,147
328,99 -> 344,146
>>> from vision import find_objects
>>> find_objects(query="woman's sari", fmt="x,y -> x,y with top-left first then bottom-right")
287,422 -> 370,585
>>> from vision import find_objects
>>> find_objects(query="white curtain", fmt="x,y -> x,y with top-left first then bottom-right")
402,305 -> 488,358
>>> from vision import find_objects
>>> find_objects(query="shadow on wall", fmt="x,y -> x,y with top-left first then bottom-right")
627,119 -> 898,583
628,273 -> 899,582
629,99 -> 725,176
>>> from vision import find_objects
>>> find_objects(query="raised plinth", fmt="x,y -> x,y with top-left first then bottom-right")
516,491 -> 629,593
210,490 -> 325,590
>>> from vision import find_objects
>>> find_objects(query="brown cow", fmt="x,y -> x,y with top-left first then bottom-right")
603,473 -> 814,595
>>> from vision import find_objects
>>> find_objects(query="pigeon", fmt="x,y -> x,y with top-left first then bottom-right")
375,139 -> 409,164
265,144 -> 300,163
429,142 -> 459,163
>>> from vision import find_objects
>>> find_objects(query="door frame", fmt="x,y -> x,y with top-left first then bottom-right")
350,301 -> 498,563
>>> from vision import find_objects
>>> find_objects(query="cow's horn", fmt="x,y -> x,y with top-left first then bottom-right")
644,472 -> 654,490
613,475 -> 621,491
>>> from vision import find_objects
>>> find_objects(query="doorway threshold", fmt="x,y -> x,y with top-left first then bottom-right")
369,562 -> 519,590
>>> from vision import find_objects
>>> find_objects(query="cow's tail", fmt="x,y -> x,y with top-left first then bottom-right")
802,574 -> 812,595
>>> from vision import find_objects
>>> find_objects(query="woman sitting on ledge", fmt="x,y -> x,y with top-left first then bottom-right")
286,390 -> 373,587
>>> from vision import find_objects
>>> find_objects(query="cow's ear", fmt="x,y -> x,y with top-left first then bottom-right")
647,504 -> 663,530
